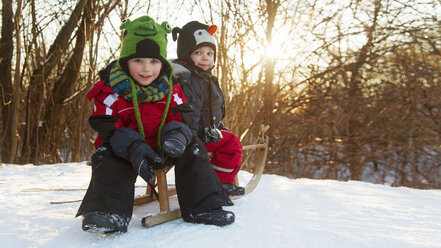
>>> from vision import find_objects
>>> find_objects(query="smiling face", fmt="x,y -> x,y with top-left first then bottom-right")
190,46 -> 215,71
127,58 -> 162,86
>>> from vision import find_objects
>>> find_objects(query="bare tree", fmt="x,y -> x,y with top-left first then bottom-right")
0,0 -> 18,163
22,0 -> 87,163
2,0 -> 440,189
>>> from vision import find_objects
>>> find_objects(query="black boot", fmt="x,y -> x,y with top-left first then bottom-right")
82,212 -> 129,233
183,208 -> 235,226
222,183 -> 245,196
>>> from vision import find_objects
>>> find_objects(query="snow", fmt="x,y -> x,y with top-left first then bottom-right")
1,162 -> 441,248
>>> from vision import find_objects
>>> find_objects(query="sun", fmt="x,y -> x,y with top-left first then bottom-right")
264,39 -> 282,59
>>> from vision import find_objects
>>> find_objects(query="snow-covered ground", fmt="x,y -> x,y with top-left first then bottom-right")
1,162 -> 440,248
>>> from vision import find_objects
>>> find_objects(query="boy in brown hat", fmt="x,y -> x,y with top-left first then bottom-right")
172,21 -> 245,196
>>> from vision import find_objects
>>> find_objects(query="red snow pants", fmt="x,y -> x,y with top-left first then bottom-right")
205,130 -> 242,184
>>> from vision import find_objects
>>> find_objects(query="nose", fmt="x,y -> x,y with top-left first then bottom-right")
141,62 -> 150,71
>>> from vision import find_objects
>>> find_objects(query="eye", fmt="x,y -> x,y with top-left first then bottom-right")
161,21 -> 172,33
151,59 -> 162,65
122,19 -> 128,24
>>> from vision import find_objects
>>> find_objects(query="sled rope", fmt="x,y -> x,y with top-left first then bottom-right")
51,200 -> 82,204
21,185 -> 151,192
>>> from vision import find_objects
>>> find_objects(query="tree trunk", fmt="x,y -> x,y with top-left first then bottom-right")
41,1 -> 91,161
345,0 -> 381,180
262,0 -> 278,127
0,0 -> 15,162
22,0 -> 87,164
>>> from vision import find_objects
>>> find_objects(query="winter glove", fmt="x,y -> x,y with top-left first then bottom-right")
110,128 -> 164,183
128,139 -> 165,182
202,126 -> 223,143
217,122 -> 229,131
162,137 -> 186,158
161,121 -> 193,158
88,115 -> 118,142
131,157 -> 163,183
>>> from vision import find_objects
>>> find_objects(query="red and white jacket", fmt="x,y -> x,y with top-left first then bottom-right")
87,79 -> 187,149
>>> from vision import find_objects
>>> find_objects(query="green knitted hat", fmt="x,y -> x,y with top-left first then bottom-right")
119,16 -> 172,77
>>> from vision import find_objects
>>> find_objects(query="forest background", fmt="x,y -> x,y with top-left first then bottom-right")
1,0 -> 440,189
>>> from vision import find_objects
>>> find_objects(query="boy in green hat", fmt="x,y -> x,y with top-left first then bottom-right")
76,16 -> 235,234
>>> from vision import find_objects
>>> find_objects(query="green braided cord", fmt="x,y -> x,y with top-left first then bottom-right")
156,70 -> 173,149
129,79 -> 145,138
128,69 -> 172,149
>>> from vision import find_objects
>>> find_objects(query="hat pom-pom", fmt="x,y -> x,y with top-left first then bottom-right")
161,21 -> 172,33
207,24 -> 217,35
120,19 -> 131,30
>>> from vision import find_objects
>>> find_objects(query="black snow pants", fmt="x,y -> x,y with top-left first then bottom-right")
76,138 -> 232,220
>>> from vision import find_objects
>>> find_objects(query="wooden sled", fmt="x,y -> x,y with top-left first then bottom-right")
137,125 -> 270,228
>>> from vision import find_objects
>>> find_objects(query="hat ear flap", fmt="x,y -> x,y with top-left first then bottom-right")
172,27 -> 181,41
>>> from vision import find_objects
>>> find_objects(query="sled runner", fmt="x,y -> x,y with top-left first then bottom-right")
137,125 -> 269,228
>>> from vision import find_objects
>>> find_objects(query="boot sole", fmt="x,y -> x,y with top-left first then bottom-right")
82,213 -> 127,233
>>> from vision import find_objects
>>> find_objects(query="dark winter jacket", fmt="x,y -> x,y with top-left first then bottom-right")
171,60 -> 225,140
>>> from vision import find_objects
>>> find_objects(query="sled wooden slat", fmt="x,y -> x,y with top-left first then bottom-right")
133,188 -> 177,205
141,209 -> 181,228
156,169 -> 170,212
242,143 -> 267,150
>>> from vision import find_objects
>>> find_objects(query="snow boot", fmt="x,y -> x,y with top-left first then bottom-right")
184,208 -> 235,226
82,212 -> 129,233
222,183 -> 245,196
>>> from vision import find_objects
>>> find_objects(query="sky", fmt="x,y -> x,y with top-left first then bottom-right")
1,162 -> 441,248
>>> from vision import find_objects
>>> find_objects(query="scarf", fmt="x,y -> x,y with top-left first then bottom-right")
109,62 -> 169,103
108,61 -> 172,142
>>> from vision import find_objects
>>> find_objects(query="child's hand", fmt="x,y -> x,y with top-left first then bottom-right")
203,127 -> 223,143
109,127 -> 164,181
148,156 -> 165,170
134,160 -> 156,183
134,156 -> 165,183
162,138 -> 186,158
161,121 -> 193,158
89,115 -> 118,142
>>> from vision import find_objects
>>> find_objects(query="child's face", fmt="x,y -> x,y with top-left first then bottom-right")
190,46 -> 215,71
127,58 -> 162,86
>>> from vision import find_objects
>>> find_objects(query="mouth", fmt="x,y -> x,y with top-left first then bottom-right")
134,31 -> 157,37
139,74 -> 152,79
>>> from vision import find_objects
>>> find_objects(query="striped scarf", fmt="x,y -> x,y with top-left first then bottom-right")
109,62 -> 169,102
